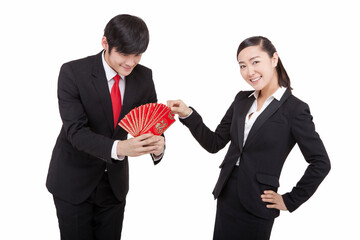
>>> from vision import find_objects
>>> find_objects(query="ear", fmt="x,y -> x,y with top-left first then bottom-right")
101,36 -> 109,52
272,52 -> 279,67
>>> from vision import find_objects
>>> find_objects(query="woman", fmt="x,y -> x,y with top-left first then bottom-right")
167,36 -> 331,240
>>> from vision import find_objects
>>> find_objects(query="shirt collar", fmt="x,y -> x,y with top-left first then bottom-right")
248,86 -> 287,101
273,86 -> 287,101
102,51 -> 125,81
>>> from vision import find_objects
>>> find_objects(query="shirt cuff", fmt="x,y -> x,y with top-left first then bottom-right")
179,109 -> 193,119
111,140 -> 125,161
152,152 -> 163,161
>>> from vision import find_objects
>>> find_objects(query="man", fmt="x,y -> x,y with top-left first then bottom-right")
46,14 -> 165,239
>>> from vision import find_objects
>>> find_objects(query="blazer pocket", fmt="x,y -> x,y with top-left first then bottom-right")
256,173 -> 280,188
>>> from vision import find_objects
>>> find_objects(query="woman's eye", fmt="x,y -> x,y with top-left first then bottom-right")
253,61 -> 259,65
240,65 -> 246,69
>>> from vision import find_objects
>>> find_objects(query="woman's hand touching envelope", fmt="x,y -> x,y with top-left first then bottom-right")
167,100 -> 192,118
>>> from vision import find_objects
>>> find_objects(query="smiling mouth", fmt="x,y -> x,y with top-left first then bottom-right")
250,76 -> 262,82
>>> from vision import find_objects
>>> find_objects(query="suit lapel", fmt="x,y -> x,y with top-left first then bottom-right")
119,73 -> 136,120
237,94 -> 256,153
244,88 -> 291,148
91,52 -> 114,132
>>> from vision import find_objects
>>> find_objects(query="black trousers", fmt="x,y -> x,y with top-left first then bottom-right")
53,172 -> 126,240
213,167 -> 274,240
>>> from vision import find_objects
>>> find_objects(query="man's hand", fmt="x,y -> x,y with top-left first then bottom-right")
149,135 -> 165,157
261,190 -> 288,211
116,133 -> 165,157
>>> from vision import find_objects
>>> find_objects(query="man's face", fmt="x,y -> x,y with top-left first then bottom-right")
102,36 -> 142,76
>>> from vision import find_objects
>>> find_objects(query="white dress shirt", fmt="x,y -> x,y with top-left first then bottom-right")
236,87 -> 287,165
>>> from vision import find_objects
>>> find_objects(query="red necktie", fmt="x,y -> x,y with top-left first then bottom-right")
111,74 -> 122,129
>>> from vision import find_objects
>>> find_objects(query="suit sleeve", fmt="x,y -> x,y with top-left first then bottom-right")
282,102 -> 331,212
58,63 -> 114,162
179,101 -> 234,153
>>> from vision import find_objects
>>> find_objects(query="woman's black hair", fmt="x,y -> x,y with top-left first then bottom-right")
237,36 -> 292,89
104,14 -> 149,55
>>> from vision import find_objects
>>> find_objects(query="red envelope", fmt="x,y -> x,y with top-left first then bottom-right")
119,103 -> 175,137
147,110 -> 176,135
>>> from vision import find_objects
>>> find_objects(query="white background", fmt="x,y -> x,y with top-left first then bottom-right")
1,0 -> 359,239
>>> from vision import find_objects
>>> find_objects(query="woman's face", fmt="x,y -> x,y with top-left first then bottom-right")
237,46 -> 279,92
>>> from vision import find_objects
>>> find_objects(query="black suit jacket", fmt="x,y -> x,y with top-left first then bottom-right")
46,51 -> 160,204
180,89 -> 330,219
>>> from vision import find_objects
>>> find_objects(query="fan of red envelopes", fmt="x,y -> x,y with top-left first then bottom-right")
118,103 -> 176,137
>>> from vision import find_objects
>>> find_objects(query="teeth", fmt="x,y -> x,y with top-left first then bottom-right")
251,76 -> 261,82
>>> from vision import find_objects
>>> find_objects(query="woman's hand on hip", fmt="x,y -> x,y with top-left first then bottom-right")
261,190 -> 288,211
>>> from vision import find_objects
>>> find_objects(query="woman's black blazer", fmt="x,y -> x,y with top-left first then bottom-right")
180,89 -> 331,219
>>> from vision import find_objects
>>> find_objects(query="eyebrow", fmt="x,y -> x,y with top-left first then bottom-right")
238,56 -> 260,64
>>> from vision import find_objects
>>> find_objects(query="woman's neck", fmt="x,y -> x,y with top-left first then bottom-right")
258,76 -> 280,100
